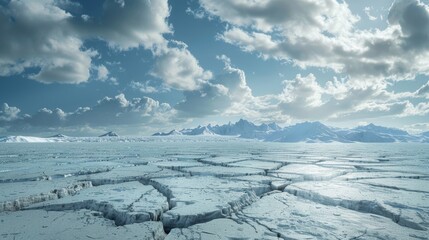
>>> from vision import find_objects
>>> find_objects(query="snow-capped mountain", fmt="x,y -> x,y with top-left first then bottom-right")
99,131 -> 119,137
49,134 -> 68,138
1,120 -> 428,143
421,131 -> 429,137
153,120 -> 429,143
0,136 -> 55,143
264,121 -> 346,143
340,124 -> 423,142
153,130 -> 183,136
353,123 -> 408,136
152,119 -> 280,138
180,126 -> 217,136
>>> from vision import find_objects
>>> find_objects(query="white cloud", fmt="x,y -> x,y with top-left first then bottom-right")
201,0 -> 429,82
96,65 -> 109,81
0,0 -> 95,84
404,101 -> 429,116
129,80 -> 169,94
0,103 -> 20,121
175,55 -> 252,117
275,73 -> 424,120
151,41 -> 213,91
0,0 -> 171,84
405,122 -> 429,133
94,64 -> 117,85
415,80 -> 429,98
336,101 -> 411,120
364,7 -> 378,21
67,94 -> 175,126
200,0 -> 358,34
72,0 -> 171,50
186,7 -> 207,19
0,94 -> 177,133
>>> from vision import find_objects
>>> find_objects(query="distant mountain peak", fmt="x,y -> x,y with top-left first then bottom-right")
355,123 -> 408,135
99,131 -> 119,137
49,134 -> 68,138
152,129 -> 182,136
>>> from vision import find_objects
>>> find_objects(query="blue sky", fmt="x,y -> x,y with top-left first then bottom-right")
0,0 -> 429,136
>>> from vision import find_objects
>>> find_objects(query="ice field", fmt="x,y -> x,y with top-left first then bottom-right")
0,137 -> 428,239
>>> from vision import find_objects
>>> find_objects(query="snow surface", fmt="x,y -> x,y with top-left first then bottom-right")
0,140 -> 428,239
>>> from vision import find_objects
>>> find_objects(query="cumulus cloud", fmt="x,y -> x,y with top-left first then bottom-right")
175,55 -> 253,117
72,0 -> 171,50
96,65 -> 109,81
201,0 -> 429,82
275,73 -> 429,121
200,0 -> 358,34
0,103 -> 20,121
94,64 -> 117,85
67,94 -> 175,126
173,56 -> 426,124
0,94 -> 177,133
404,101 -> 429,116
405,122 -> 429,133
0,0 -> 95,84
335,101 -> 412,121
150,41 -> 213,91
0,0 -> 171,84
130,80 -> 169,94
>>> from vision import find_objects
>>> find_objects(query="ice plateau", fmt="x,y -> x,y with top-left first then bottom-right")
0,139 -> 428,239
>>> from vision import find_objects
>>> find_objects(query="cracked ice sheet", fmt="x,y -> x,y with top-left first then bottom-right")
0,209 -> 165,240
165,218 -> 278,240
227,175 -> 291,191
272,164 -> 349,181
0,178 -> 92,211
199,156 -> 250,165
227,160 -> 282,170
0,161 -> 120,183
161,154 -> 208,160
267,172 -> 304,182
182,166 -> 265,177
353,178 -> 429,193
241,192 -> 428,240
28,181 -> 168,225
151,176 -> 270,229
149,160 -> 208,170
84,164 -> 188,186
334,171 -> 427,181
252,155 -> 324,164
285,181 -> 429,231
356,165 -> 429,175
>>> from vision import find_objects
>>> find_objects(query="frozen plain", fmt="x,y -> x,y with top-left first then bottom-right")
0,137 -> 428,239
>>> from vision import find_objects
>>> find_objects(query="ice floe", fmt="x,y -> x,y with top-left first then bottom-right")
0,210 -> 165,240
28,181 -> 168,225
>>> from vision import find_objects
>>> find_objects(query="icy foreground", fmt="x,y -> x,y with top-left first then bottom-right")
0,141 -> 428,239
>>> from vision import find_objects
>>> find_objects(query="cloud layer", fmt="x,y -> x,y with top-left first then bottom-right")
0,0 -> 171,84
201,0 -> 429,82
0,94 -> 176,134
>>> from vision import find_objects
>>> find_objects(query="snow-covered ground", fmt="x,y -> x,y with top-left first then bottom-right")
0,140 -> 428,239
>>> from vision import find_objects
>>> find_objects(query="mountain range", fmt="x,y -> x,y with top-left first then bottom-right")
1,120 -> 428,143
153,119 -> 429,143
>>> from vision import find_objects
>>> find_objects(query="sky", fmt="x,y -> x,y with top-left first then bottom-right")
0,0 -> 429,136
